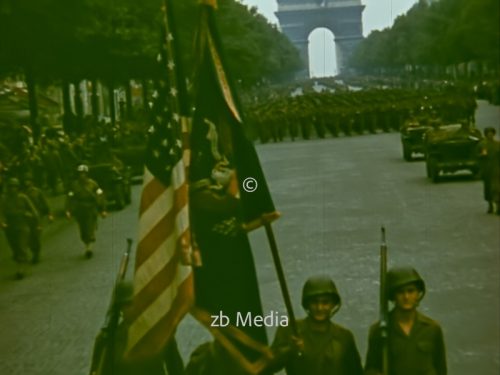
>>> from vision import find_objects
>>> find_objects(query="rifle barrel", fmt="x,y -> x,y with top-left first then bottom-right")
90,238 -> 133,375
380,226 -> 389,375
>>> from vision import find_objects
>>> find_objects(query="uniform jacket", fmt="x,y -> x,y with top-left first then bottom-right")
272,317 -> 363,375
25,186 -> 51,217
364,310 -> 447,375
0,192 -> 39,228
479,139 -> 500,198
66,178 -> 104,213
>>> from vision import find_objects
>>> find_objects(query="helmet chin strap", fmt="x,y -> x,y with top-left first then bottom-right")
417,290 -> 425,304
306,303 -> 341,319
330,303 -> 341,317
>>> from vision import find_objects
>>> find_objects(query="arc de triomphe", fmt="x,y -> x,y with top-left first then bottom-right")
275,0 -> 365,76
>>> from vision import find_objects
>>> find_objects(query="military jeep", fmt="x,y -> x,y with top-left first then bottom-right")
400,119 -> 431,161
112,145 -> 145,182
424,124 -> 482,183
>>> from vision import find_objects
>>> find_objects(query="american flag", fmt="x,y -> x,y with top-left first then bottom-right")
124,1 -> 193,361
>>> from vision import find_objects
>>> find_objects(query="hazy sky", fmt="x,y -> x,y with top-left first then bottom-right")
239,0 -> 418,77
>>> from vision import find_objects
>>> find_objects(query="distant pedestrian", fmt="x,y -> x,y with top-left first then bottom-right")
65,164 -> 106,258
43,140 -> 63,194
0,178 -> 39,279
23,176 -> 53,263
479,127 -> 500,214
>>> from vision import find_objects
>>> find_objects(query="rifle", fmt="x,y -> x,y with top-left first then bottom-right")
89,238 -> 133,375
379,227 -> 389,375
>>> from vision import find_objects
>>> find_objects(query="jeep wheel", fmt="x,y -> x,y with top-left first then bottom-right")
471,167 -> 481,180
430,163 -> 440,183
427,158 -> 439,182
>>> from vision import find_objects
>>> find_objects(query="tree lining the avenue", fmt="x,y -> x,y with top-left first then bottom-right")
349,0 -> 500,76
0,0 -> 301,139
0,0 -> 301,85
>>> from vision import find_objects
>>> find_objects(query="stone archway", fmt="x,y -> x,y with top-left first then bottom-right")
309,27 -> 336,77
275,0 -> 365,77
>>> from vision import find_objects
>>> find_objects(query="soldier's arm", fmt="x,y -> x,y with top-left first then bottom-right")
190,187 -> 240,215
434,325 -> 447,375
92,181 -> 106,214
344,331 -> 364,375
38,190 -> 52,218
65,186 -> 76,217
23,194 -> 40,223
364,325 -> 383,375
268,325 -> 299,372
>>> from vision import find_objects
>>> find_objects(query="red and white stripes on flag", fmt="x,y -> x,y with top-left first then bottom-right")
125,117 -> 194,360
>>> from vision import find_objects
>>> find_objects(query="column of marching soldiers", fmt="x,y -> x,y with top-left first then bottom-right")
0,116 -> 147,278
246,84 -> 477,143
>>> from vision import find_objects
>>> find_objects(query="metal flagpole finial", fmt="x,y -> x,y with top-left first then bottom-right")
199,0 -> 218,9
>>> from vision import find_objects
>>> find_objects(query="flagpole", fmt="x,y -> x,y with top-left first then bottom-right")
264,223 -> 298,336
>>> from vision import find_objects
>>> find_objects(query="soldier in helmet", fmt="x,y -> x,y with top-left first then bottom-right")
271,276 -> 363,375
22,175 -> 53,264
66,164 -> 106,258
364,266 -> 447,375
478,127 -> 500,214
0,177 -> 39,279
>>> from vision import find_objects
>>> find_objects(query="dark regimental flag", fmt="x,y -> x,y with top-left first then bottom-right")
187,1 -> 277,373
190,0 -> 275,223
124,0 -> 193,361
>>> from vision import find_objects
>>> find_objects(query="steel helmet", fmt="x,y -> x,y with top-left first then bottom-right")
301,276 -> 341,310
387,266 -> 426,301
77,164 -> 89,173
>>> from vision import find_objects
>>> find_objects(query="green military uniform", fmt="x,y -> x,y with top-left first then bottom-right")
185,341 -> 253,375
0,178 -> 39,278
478,129 -> 500,213
364,311 -> 447,375
353,110 -> 364,135
272,318 -> 363,375
66,168 -> 105,255
24,181 -> 51,263
271,276 -> 363,375
364,267 -> 447,375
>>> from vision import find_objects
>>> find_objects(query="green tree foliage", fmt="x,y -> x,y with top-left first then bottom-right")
0,0 -> 300,86
349,0 -> 500,72
215,1 -> 302,85
0,0 -> 88,81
